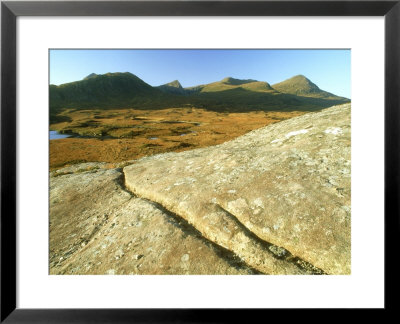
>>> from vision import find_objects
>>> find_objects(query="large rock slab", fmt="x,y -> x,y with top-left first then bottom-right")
124,104 -> 351,274
50,167 -> 131,270
50,166 -> 255,274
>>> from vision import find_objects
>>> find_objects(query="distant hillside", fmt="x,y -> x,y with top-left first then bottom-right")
50,72 -> 168,109
186,77 -> 275,93
83,73 -> 99,80
184,76 -> 348,111
50,73 -> 350,116
157,80 -> 186,95
272,75 -> 348,100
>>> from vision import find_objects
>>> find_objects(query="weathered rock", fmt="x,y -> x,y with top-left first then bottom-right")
50,167 -> 255,275
50,167 -> 131,270
50,162 -> 110,175
124,104 -> 351,274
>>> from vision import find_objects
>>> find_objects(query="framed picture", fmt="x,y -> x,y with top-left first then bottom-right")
1,0 -> 398,321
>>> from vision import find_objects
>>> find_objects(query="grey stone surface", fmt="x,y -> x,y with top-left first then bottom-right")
50,168 -> 255,275
124,104 -> 351,274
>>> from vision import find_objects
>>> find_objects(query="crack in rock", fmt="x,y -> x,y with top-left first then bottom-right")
123,104 -> 351,274
116,169 -> 263,274
122,168 -> 323,275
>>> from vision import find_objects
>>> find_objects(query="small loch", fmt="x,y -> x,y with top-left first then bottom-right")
50,131 -> 71,140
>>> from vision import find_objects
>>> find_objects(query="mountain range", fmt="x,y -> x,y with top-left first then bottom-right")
50,72 -> 350,114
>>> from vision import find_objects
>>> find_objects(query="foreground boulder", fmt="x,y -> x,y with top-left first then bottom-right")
124,103 -> 351,274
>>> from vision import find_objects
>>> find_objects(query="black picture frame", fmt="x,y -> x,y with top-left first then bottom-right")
1,0 -> 399,322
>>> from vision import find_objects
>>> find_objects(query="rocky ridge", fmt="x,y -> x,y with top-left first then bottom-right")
50,103 -> 351,275
50,73 -> 349,111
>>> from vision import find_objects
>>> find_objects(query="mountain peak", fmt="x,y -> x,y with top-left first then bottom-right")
221,77 -> 258,85
272,75 -> 321,96
84,72 -> 138,81
271,75 -> 348,100
292,74 -> 307,79
221,77 -> 235,83
51,72 -> 160,109
165,80 -> 183,88
290,74 -> 315,84
157,80 -> 185,95
83,73 -> 98,80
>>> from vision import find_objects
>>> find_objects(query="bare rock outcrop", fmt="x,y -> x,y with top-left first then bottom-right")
50,166 -> 256,275
124,103 -> 351,274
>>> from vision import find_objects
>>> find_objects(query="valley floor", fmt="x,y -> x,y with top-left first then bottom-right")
50,107 -> 305,170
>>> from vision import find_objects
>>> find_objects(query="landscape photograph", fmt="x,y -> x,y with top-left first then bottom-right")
49,49 -> 351,275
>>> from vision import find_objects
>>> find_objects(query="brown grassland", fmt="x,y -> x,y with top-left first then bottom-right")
50,107 -> 306,170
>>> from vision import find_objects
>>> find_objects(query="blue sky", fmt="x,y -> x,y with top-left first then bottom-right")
50,49 -> 351,98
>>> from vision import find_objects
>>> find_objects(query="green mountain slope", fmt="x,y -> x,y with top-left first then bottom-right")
186,77 -> 270,93
183,76 -> 348,111
157,80 -> 186,95
50,72 -> 169,109
272,75 -> 348,100
50,73 -> 350,115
